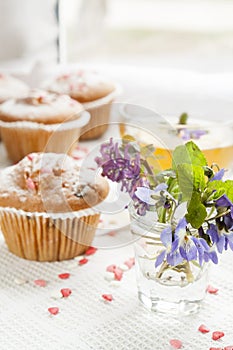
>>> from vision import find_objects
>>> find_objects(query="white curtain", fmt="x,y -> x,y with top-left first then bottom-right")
0,0 -> 59,67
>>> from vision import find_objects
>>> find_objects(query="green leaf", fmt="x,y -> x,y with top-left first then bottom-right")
225,180 -> 233,202
186,192 -> 207,229
176,164 -> 206,201
207,180 -> 233,202
172,141 -> 207,171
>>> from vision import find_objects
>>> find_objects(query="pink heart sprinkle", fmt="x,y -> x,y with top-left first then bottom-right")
108,231 -> 117,237
102,294 -> 113,302
79,258 -> 88,265
60,288 -> 72,298
26,178 -> 35,191
27,154 -> 34,161
85,246 -> 97,256
72,154 -> 82,160
209,348 -> 222,350
58,273 -> 70,280
34,279 -> 46,287
106,264 -> 117,273
48,307 -> 59,315
207,285 -> 219,294
114,267 -> 123,281
224,346 -> 233,350
75,145 -> 89,154
212,331 -> 225,341
198,324 -> 210,333
124,258 -> 135,269
169,339 -> 183,349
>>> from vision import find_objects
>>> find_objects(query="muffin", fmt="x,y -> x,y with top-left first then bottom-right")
0,73 -> 29,103
0,152 -> 108,261
0,73 -> 29,141
0,89 -> 90,163
44,70 -> 119,140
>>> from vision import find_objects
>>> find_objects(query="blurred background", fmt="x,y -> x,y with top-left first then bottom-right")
64,0 -> 233,72
1,0 -> 233,73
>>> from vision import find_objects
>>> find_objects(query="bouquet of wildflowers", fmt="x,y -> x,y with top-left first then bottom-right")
96,137 -> 233,270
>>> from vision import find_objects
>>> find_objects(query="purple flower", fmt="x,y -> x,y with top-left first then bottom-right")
191,236 -> 210,265
174,218 -> 198,262
216,194 -> 232,208
178,128 -> 208,141
203,249 -> 218,264
210,168 -> 225,182
95,138 -> 141,196
207,223 -> 233,253
215,195 -> 233,231
172,218 -> 209,265
155,218 -> 211,267
135,183 -> 175,212
135,183 -> 168,205
155,226 -> 183,267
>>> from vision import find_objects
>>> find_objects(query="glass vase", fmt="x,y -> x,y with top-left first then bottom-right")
129,206 -> 210,315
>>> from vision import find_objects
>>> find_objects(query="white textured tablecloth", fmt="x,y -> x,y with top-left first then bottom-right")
0,66 -> 233,350
0,232 -> 233,350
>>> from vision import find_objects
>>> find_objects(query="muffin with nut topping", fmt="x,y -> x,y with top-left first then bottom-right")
0,152 -> 108,261
0,89 -> 90,162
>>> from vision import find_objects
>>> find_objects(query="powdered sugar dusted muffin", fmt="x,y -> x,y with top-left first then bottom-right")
0,152 -> 108,261
0,89 -> 90,162
0,73 -> 29,103
44,70 -> 119,140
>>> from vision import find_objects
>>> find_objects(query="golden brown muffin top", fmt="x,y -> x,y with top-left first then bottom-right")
0,89 -> 84,124
0,73 -> 29,103
0,153 -> 108,213
44,70 -> 115,103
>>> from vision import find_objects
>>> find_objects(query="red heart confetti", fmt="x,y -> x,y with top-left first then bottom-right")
58,273 -> 70,280
79,258 -> 88,265
207,285 -> 219,294
212,331 -> 225,341
224,346 -> 233,350
60,288 -> 72,298
198,324 -> 210,333
106,264 -> 117,273
48,307 -> 59,315
102,294 -> 113,302
113,267 -> 123,281
124,258 -> 135,269
209,348 -> 222,350
34,279 -> 46,287
27,154 -> 34,161
169,339 -> 183,349
85,246 -> 97,256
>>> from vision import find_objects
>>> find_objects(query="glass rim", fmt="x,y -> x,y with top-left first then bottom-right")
119,103 -> 233,129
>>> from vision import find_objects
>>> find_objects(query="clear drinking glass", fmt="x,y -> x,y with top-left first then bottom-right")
119,103 -> 233,176
129,205 -> 210,315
